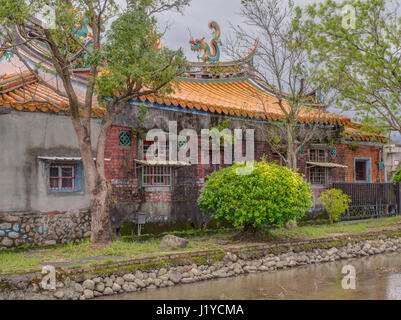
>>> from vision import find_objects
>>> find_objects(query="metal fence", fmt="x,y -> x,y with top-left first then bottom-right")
331,182 -> 401,220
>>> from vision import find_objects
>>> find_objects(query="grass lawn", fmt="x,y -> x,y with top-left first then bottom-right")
0,238 -> 221,274
1,215 -> 401,274
270,216 -> 401,240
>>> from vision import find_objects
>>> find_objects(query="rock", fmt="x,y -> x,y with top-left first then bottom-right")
123,274 -> 135,282
8,232 -> 19,239
115,277 -> 125,286
190,268 -> 200,277
215,270 -> 228,278
181,278 -> 194,284
135,279 -> 146,288
169,270 -> 182,284
135,270 -> 144,280
243,265 -> 257,273
104,287 -> 114,295
82,279 -> 95,290
112,283 -> 121,292
83,290 -> 94,299
223,252 -> 238,263
44,240 -> 57,246
93,291 -> 102,297
122,284 -> 131,292
263,260 -> 276,268
73,283 -> 84,293
0,223 -> 12,230
158,268 -> 167,276
95,282 -> 105,293
159,275 -> 169,282
104,278 -> 113,288
54,290 -> 65,299
327,247 -> 338,256
93,277 -> 102,284
363,243 -> 371,251
159,235 -> 189,248
1,238 -> 13,247
234,268 -> 242,274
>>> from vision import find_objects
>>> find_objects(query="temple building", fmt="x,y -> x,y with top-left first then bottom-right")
0,20 -> 388,239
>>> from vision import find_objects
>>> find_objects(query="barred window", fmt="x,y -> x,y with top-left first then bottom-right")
308,149 -> 327,162
308,166 -> 328,185
142,166 -> 172,186
49,163 -> 76,191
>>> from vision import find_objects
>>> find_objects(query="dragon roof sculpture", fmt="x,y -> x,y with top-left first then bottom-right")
190,21 -> 222,64
186,21 -> 259,79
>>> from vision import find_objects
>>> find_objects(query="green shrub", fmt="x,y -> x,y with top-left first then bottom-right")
197,160 -> 313,230
318,189 -> 352,224
392,167 -> 401,182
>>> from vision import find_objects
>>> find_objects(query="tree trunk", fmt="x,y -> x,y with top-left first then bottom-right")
72,117 -> 113,245
90,177 -> 113,244
286,125 -> 298,228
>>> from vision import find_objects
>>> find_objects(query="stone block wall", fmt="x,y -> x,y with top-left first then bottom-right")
0,210 -> 91,250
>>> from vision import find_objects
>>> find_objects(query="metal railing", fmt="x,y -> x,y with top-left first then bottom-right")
331,182 -> 401,220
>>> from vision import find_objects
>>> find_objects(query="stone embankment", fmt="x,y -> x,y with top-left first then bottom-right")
0,210 -> 91,249
1,235 -> 401,300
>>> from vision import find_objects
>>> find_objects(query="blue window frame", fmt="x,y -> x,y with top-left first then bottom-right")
48,162 -> 83,192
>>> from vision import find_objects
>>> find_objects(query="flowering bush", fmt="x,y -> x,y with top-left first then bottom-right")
198,160 -> 313,230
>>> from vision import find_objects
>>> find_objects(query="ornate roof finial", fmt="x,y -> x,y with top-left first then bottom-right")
189,21 -> 222,64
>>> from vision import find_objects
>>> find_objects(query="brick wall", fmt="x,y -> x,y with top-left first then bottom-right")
105,126 -> 138,202
105,125 -> 384,217
341,144 -> 384,183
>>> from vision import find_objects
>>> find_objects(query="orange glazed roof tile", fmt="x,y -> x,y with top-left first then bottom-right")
135,78 -> 352,125
345,126 -> 388,143
0,72 -> 106,117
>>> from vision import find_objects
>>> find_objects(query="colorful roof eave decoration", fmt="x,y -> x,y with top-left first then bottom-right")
0,72 -> 106,117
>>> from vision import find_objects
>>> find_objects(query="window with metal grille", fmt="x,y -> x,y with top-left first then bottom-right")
142,166 -> 172,186
355,159 -> 368,182
308,149 -> 327,162
119,130 -> 131,146
308,166 -> 328,185
49,163 -> 77,191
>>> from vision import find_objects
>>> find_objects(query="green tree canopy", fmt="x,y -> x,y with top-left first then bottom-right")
301,0 -> 401,136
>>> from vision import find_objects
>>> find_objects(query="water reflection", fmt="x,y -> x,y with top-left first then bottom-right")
98,253 -> 401,300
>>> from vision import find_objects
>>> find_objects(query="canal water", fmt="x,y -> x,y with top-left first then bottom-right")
99,253 -> 401,300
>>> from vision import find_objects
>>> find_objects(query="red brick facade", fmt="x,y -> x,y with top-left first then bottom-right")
105,126 -> 138,202
105,126 -> 385,210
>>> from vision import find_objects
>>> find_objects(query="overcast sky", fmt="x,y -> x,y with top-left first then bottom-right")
157,0 -> 320,60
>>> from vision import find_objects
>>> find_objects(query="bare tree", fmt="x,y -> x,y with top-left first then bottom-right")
226,0 -> 330,171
